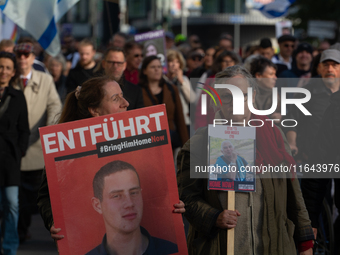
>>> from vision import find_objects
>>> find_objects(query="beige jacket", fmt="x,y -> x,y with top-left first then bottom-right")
14,69 -> 62,171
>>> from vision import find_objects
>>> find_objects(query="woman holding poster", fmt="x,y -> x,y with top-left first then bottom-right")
139,56 -> 189,150
37,76 -> 185,243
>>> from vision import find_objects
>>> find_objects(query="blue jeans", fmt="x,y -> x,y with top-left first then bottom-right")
0,186 -> 19,255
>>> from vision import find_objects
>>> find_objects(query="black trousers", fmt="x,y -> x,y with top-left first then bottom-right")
18,169 -> 43,238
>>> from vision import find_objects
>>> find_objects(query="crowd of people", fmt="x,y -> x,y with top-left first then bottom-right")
0,29 -> 339,255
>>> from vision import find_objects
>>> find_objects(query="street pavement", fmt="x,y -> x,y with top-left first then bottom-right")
17,214 -> 58,255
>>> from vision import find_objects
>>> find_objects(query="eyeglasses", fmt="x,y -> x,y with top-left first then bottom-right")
105,60 -> 125,66
16,52 -> 31,58
221,93 -> 248,104
283,44 -> 294,48
134,54 -> 143,58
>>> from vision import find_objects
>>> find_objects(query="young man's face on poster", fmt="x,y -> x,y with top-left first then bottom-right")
92,169 -> 143,234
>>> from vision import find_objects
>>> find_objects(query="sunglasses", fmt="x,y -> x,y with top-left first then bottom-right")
191,56 -> 203,61
16,52 -> 31,58
283,44 -> 294,48
134,54 -> 143,58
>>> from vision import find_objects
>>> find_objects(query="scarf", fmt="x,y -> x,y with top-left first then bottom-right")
253,113 -> 296,177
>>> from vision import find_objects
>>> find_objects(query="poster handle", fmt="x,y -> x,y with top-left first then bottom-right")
227,191 -> 235,255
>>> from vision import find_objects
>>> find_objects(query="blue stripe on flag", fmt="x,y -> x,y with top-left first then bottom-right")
38,16 -> 57,49
57,0 -> 62,3
0,0 -> 8,11
266,9 -> 287,18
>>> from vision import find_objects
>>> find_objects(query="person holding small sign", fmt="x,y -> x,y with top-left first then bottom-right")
177,65 -> 314,255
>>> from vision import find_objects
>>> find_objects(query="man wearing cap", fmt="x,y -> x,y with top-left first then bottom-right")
165,31 -> 175,50
283,49 -> 340,164
185,48 -> 205,77
13,41 -> 62,242
272,34 -> 296,70
300,49 -> 340,252
277,42 -> 314,97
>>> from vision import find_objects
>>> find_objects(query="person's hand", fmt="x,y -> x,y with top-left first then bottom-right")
299,248 -> 313,255
50,225 -> 64,240
215,209 -> 241,229
173,200 -> 185,214
312,227 -> 317,239
289,144 -> 298,156
229,152 -> 237,163
176,69 -> 184,84
297,73 -> 311,88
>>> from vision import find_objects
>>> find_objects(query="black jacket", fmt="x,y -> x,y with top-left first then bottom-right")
66,63 -> 98,93
0,85 -> 30,186
301,89 -> 340,228
93,68 -> 144,111
282,79 -> 333,161
121,78 -> 144,111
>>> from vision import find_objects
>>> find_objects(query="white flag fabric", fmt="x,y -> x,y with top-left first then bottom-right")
256,0 -> 296,19
0,0 -> 79,56
55,0 -> 80,21
0,11 -> 17,41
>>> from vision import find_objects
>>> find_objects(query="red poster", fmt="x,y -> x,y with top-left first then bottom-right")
39,105 -> 187,255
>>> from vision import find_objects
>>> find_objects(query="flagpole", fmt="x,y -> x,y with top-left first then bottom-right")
0,10 -> 3,42
234,0 -> 241,54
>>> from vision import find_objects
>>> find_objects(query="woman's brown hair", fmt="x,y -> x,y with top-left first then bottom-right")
58,76 -> 113,123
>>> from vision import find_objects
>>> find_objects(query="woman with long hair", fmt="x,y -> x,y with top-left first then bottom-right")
0,51 -> 30,254
37,76 -> 185,241
139,55 -> 189,150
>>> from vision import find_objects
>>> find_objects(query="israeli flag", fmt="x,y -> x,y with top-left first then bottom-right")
0,0 -> 79,56
256,0 -> 296,19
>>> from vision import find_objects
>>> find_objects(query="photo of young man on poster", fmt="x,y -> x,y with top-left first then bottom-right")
86,160 -> 178,255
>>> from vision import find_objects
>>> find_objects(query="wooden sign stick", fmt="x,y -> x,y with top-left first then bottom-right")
227,191 -> 235,255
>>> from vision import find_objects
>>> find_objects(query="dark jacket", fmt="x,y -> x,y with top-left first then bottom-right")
66,63 -> 98,93
141,81 -> 189,146
55,75 -> 67,104
86,227 -> 178,255
276,67 -> 311,98
282,79 -> 333,161
189,65 -> 206,80
301,89 -> 340,228
177,127 -> 313,255
0,85 -> 30,186
120,78 -> 144,111
37,168 -> 53,231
